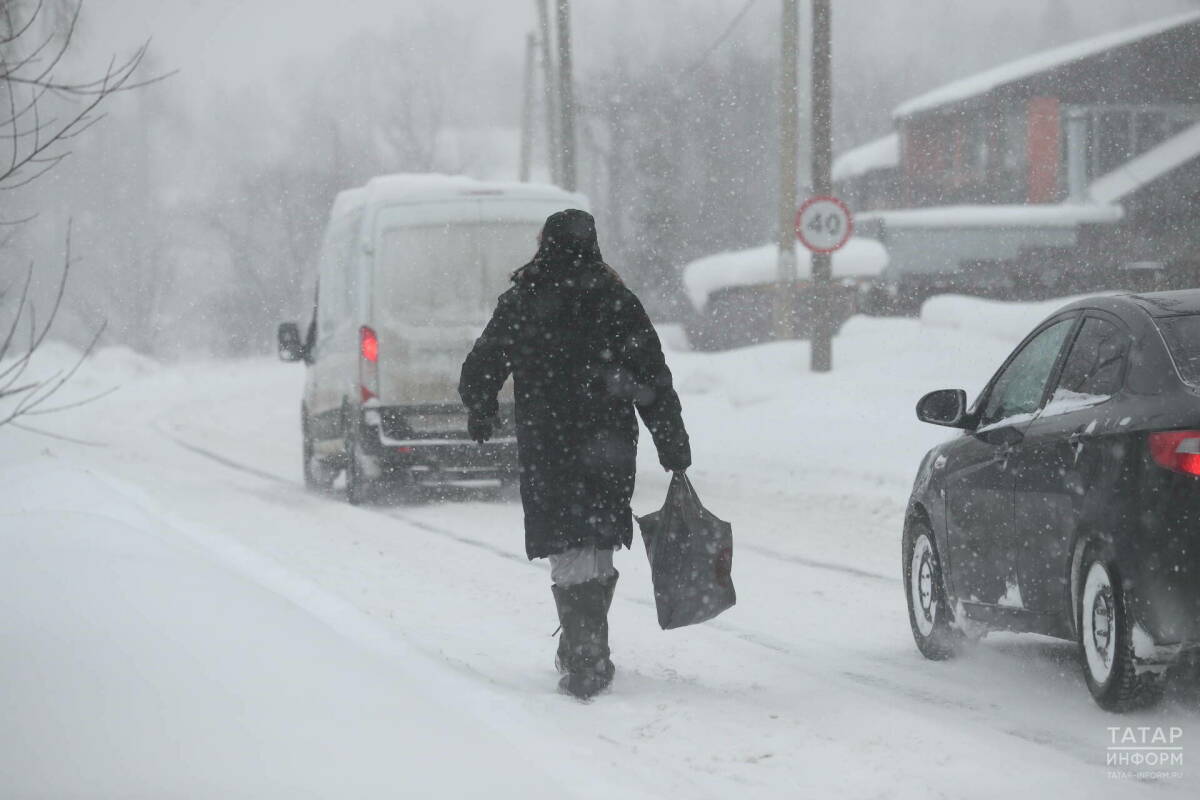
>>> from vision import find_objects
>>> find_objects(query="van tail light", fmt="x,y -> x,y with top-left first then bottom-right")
359,325 -> 379,403
360,326 -> 379,363
1149,431 -> 1200,476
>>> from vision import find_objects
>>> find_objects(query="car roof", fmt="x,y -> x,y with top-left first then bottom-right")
1125,290 -> 1200,318
1052,290 -> 1200,322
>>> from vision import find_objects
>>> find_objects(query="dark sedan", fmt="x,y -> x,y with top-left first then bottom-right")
904,290 -> 1200,711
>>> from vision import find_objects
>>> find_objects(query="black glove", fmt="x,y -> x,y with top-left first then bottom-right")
659,449 -> 691,473
468,414 -> 495,444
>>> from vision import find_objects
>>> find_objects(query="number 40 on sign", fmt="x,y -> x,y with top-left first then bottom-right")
795,195 -> 853,254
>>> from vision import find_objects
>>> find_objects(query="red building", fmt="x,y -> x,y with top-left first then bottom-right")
836,11 -> 1200,309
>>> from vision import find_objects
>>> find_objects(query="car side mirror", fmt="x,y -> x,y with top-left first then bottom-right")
916,389 -> 970,428
277,322 -> 305,363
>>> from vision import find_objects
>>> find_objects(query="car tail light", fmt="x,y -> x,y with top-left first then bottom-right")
1149,431 -> 1200,476
359,325 -> 379,403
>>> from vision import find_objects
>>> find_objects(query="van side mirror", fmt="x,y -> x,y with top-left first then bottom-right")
916,389 -> 969,428
278,322 -> 305,363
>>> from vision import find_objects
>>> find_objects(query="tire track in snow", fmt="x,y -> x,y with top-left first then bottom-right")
155,427 -> 1170,782
158,425 -> 533,568
158,428 -> 289,485
159,425 -> 889,581
738,542 -> 891,583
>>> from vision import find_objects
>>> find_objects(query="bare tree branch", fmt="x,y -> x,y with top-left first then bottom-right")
0,316 -> 105,426
0,257 -> 34,366
0,4 -> 171,192
0,218 -> 70,389
0,379 -> 35,399
0,0 -> 158,431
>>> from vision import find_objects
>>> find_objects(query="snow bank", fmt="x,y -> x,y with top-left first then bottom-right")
0,343 -> 158,434
681,239 -> 889,312
919,294 -> 1092,342
895,11 -> 1200,118
656,293 -> 1107,497
662,307 -> 1022,494
1,342 -> 158,382
832,133 -> 899,182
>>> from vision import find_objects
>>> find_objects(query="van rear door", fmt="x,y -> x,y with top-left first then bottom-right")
370,200 -> 555,419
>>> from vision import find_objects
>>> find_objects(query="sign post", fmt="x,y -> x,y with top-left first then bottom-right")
773,0 -> 800,341
796,193 -> 850,372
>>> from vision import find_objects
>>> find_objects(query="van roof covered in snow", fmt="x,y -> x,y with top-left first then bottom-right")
327,174 -> 587,221
329,187 -> 367,219
361,173 -> 586,209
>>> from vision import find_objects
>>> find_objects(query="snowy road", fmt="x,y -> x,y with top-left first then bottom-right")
3,301 -> 1199,798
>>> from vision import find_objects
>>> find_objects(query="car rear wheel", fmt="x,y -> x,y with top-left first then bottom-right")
903,520 -> 959,660
344,435 -> 374,505
343,407 -> 377,506
1077,543 -> 1163,711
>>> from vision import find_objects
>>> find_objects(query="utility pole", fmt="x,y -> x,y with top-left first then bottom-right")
810,0 -> 833,372
535,0 -> 560,184
773,0 -> 800,340
797,0 -> 813,193
606,87 -> 625,245
519,32 -> 536,182
556,0 -> 578,191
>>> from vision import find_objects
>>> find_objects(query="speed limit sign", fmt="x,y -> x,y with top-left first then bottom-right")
795,195 -> 853,253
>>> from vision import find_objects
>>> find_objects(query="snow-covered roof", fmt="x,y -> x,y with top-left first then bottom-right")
832,134 -> 899,182
894,11 -> 1200,119
682,239 -> 889,311
858,204 -> 1123,230
1089,121 -> 1200,204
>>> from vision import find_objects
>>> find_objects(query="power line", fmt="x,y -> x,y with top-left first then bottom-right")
683,0 -> 760,76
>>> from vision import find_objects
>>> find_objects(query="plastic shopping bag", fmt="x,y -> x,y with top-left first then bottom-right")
636,472 -> 735,630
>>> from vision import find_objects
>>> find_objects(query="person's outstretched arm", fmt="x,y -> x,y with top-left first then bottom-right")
459,292 -> 516,441
616,290 -> 691,471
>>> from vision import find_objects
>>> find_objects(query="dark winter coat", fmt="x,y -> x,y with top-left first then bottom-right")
459,209 -> 690,560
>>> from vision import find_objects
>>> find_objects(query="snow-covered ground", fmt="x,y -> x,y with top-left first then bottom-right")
3,297 -> 1198,798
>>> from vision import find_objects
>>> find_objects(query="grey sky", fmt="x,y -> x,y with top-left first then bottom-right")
80,1 -> 1196,117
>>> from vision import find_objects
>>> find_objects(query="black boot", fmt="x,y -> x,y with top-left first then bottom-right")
551,577 -> 614,700
556,570 -> 618,674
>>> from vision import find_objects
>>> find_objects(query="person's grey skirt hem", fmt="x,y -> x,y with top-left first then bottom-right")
548,545 -> 616,586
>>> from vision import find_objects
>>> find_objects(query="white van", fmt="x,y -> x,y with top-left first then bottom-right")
278,174 -> 588,502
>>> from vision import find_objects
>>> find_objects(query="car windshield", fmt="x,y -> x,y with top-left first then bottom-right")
376,222 -> 541,326
1156,314 -> 1200,386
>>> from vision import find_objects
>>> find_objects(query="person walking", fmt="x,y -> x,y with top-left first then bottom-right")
459,209 -> 691,700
